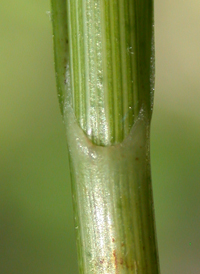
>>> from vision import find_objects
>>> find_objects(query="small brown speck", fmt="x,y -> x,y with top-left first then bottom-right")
135,157 -> 139,161
112,238 -> 115,243
113,250 -> 117,268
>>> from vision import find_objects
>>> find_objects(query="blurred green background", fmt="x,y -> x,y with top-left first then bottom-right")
0,0 -> 199,273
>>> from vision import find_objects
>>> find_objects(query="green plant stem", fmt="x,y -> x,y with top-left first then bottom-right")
51,0 -> 160,273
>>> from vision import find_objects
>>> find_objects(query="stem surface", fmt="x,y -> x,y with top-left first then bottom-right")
51,0 -> 160,273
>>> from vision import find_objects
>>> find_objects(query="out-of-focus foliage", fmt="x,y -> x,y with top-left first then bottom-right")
0,0 -> 199,273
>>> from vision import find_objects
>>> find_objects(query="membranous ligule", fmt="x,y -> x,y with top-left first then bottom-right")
64,101 -> 159,274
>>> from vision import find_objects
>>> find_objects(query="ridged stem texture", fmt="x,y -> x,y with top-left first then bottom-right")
51,0 -> 160,274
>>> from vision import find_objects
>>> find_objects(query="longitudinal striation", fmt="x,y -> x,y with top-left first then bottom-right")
51,0 -> 159,273
67,0 -> 153,146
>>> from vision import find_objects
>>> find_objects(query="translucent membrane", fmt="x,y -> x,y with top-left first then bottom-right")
64,102 -> 159,274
